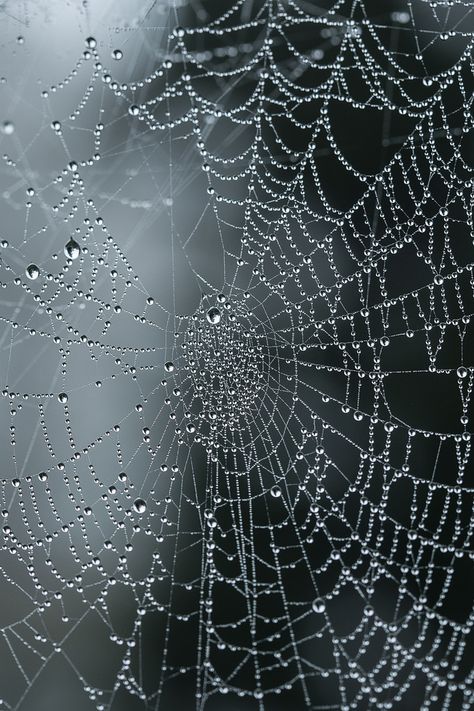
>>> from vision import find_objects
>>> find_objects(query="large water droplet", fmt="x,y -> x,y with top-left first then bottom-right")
58,392 -> 68,404
164,361 -> 174,373
64,238 -> 81,260
270,485 -> 281,498
206,307 -> 221,325
2,121 -> 14,135
26,264 -> 39,280
312,598 -> 325,613
457,366 -> 468,379
133,498 -> 147,514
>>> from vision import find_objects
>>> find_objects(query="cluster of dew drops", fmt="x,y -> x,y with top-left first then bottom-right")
4,33 -> 155,530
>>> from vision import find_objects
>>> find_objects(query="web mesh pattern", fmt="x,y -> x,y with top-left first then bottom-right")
0,0 -> 473,709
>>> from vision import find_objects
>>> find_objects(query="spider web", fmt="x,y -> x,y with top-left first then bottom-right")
0,0 -> 473,709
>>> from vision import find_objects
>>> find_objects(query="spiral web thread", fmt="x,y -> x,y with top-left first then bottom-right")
0,0 -> 474,709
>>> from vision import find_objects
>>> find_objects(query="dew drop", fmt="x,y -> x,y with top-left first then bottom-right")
133,498 -> 147,514
129,104 -> 140,116
85,36 -> 97,49
58,392 -> 68,404
64,238 -> 81,260
206,307 -> 221,325
457,366 -> 468,379
2,121 -> 14,135
270,485 -> 281,498
112,49 -> 123,60
26,264 -> 39,280
312,598 -> 326,613
164,361 -> 175,373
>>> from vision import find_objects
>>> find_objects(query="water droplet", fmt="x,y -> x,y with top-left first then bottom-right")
85,36 -> 97,49
112,49 -> 123,60
58,392 -> 68,403
129,104 -> 140,116
26,264 -> 39,280
164,361 -> 174,373
64,238 -> 81,260
2,121 -> 14,135
270,485 -> 281,498
68,160 -> 78,172
133,498 -> 147,514
206,307 -> 221,325
312,598 -> 325,613
457,366 -> 468,379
